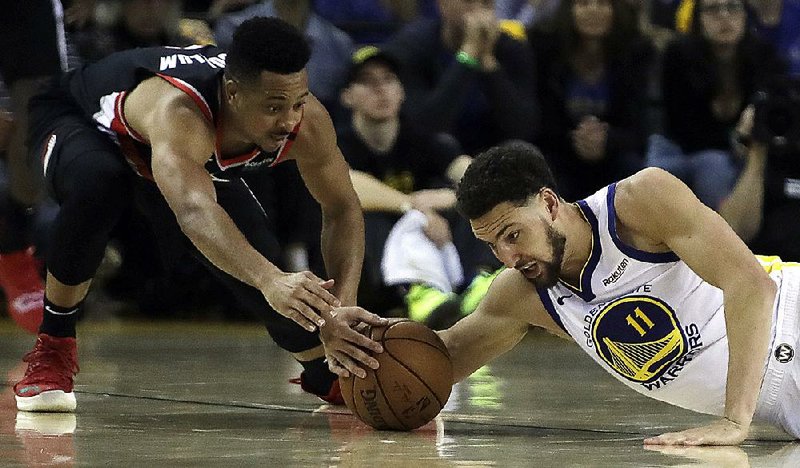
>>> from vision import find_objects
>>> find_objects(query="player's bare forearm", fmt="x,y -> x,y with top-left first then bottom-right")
167,182 -> 280,289
152,151 -> 280,290
722,274 -> 776,428
319,203 -> 365,306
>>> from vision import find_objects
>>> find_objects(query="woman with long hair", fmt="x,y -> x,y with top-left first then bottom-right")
527,0 -> 653,200
646,0 -> 784,209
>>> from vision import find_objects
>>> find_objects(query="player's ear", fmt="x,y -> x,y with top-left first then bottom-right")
223,77 -> 239,103
541,188 -> 559,222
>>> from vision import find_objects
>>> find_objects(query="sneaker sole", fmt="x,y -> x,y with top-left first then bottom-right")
15,390 -> 77,412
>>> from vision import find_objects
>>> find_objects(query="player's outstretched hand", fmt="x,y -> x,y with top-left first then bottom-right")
644,418 -> 748,446
319,307 -> 389,379
261,272 -> 341,332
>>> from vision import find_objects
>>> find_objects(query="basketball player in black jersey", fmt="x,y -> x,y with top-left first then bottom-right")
13,17 -> 386,413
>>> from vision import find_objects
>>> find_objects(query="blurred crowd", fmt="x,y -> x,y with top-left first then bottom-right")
1,0 -> 799,328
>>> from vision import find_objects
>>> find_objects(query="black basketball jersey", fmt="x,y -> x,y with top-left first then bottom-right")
64,45 -> 298,180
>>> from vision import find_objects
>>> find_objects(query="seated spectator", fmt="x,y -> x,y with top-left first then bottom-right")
383,0 -> 539,155
214,0 -> 353,109
527,0 -> 653,200
646,0 -> 784,209
338,46 -> 497,327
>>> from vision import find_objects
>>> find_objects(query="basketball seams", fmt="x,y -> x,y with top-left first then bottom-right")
382,346 -> 448,410
381,337 -> 450,359
373,352 -> 411,431
345,375 -> 358,420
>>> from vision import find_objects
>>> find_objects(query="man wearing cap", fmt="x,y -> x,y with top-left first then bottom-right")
338,46 -> 497,329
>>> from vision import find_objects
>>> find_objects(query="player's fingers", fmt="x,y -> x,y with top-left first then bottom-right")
291,301 -> 325,328
342,327 -> 383,354
304,280 -> 341,308
334,307 -> 388,327
339,342 -> 379,370
645,432 -> 686,446
303,272 -> 336,294
332,351 -> 367,379
356,310 -> 389,326
327,356 -> 350,378
298,289 -> 338,319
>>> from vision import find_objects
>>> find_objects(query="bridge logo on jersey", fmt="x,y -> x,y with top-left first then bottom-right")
592,295 -> 687,384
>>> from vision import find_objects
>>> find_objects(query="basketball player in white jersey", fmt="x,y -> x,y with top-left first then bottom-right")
437,141 -> 799,445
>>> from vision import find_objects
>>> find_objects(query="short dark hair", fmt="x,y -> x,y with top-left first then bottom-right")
456,141 -> 557,220
226,17 -> 311,83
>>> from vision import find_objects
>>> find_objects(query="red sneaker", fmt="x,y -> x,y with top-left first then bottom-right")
290,375 -> 345,405
14,334 -> 79,412
0,247 -> 44,334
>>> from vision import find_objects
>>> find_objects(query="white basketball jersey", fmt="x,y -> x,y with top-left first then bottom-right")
537,183 -> 783,416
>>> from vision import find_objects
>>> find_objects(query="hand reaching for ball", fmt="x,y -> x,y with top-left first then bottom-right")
319,307 -> 389,378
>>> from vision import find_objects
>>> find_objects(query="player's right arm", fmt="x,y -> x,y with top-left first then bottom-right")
438,269 -> 534,383
123,77 -> 332,332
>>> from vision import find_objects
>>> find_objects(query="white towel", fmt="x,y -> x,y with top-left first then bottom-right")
381,210 -> 464,293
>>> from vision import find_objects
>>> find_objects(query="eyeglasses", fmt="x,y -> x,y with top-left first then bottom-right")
700,1 -> 744,15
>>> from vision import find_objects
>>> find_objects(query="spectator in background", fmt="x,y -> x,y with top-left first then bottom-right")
214,0 -> 353,109
527,0 -> 652,200
646,0 -> 784,209
338,46 -> 497,327
74,0 -> 212,63
748,0 -> 800,76
383,0 -> 539,155
720,102 -> 800,260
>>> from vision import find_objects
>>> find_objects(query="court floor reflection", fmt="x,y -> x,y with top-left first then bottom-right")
0,320 -> 797,466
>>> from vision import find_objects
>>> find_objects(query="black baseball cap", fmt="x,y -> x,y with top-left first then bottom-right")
346,46 -> 401,85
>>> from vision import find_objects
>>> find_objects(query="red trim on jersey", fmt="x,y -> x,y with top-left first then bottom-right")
156,73 -> 213,123
269,121 -> 302,167
110,92 -> 153,180
110,91 -> 144,142
214,123 -> 261,168
110,92 -> 128,136
119,136 -> 154,180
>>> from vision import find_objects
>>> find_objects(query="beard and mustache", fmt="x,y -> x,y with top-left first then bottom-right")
518,224 -> 567,289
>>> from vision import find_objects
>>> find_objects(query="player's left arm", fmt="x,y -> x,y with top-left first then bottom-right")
289,96 -> 388,377
289,95 -> 364,306
615,168 -> 777,446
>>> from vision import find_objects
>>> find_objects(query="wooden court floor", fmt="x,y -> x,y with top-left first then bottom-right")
0,319 -> 797,467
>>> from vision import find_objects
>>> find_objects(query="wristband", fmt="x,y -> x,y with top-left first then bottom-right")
456,50 -> 480,69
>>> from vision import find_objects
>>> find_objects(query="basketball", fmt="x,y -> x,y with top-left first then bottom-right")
339,320 -> 453,431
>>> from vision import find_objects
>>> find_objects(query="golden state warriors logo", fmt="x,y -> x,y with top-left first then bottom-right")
592,296 -> 687,384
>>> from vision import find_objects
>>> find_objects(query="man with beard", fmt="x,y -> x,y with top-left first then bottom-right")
424,141 -> 799,444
